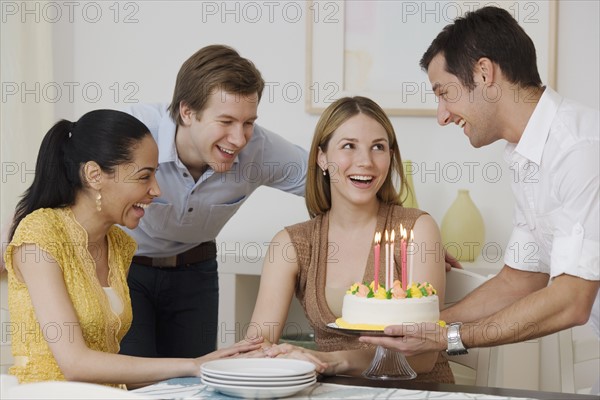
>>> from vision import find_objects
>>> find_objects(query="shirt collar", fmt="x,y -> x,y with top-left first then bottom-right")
157,110 -> 178,164
512,87 -> 562,165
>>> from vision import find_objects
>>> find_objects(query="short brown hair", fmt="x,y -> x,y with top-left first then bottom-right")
168,45 -> 265,125
306,97 -> 406,218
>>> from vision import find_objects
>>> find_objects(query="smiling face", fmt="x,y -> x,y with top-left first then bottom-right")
100,135 -> 161,229
317,113 -> 391,209
428,53 -> 499,148
176,88 -> 259,175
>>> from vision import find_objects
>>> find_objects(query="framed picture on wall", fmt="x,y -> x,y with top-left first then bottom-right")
305,1 -> 557,116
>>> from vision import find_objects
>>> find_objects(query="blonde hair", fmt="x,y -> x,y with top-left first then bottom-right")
306,96 -> 407,218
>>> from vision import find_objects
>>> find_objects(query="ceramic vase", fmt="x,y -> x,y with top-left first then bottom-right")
400,160 -> 419,208
441,189 -> 485,262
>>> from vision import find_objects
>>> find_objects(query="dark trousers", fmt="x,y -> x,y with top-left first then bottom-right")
120,258 -> 219,358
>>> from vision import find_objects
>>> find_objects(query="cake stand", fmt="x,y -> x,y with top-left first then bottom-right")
326,323 -> 417,380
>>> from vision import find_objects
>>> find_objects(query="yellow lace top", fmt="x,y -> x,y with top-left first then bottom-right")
4,208 -> 136,386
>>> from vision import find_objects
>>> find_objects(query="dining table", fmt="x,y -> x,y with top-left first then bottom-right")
132,375 -> 600,400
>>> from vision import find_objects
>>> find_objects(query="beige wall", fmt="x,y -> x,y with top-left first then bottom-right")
1,0 -> 598,390
1,0 -> 598,253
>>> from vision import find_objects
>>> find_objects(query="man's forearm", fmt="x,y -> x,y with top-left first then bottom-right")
442,265 -> 545,324
461,274 -> 598,348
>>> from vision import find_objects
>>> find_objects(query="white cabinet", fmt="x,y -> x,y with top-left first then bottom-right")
455,260 -> 542,390
217,253 -> 311,349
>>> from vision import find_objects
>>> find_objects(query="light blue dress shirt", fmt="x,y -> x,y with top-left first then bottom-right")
122,103 -> 308,258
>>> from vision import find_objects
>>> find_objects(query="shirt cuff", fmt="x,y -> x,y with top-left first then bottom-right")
550,223 -> 600,281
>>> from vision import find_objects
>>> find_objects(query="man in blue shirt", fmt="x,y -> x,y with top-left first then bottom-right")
119,45 -> 307,358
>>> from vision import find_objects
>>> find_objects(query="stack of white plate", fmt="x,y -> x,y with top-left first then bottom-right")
200,358 -> 317,399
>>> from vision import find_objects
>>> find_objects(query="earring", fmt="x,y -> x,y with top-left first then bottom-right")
96,191 -> 102,212
322,169 -> 327,176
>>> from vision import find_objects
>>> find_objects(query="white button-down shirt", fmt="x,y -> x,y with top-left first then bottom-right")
121,103 -> 308,258
503,87 -> 599,336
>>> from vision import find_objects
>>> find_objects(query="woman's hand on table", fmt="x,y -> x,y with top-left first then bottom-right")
263,343 -> 328,374
233,336 -> 277,359
193,337 -> 264,375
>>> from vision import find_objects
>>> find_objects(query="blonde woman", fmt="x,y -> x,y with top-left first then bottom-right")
246,97 -> 453,383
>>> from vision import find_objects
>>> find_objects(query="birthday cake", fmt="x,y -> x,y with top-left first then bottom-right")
335,280 -> 440,330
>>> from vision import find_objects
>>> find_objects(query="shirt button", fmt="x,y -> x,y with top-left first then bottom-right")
183,172 -> 189,178
188,208 -> 193,212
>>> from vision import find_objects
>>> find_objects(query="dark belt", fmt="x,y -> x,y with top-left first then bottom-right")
132,241 -> 217,268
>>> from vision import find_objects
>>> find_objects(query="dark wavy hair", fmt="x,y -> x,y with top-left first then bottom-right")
9,110 -> 150,240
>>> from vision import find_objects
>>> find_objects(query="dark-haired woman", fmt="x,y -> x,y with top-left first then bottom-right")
3,110 -> 261,388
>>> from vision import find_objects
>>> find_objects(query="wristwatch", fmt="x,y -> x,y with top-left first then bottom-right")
446,322 -> 468,355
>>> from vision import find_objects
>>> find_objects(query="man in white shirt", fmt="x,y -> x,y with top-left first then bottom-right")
360,7 -> 599,389
118,45 -> 308,359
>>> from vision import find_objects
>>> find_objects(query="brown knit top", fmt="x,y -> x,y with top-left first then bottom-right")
285,202 -> 454,384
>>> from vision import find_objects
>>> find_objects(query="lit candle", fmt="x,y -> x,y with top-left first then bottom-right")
389,229 -> 395,290
373,232 -> 381,291
384,230 -> 389,291
401,227 -> 407,291
408,229 -> 414,286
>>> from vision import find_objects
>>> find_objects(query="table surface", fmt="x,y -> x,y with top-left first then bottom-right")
132,375 -> 599,400
320,375 -> 599,399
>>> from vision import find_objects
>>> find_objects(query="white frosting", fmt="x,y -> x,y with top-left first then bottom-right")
341,294 -> 440,325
